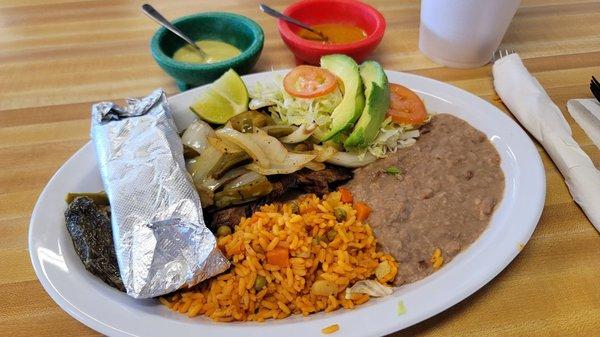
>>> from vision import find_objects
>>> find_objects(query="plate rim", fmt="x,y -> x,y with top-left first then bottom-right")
29,69 -> 546,337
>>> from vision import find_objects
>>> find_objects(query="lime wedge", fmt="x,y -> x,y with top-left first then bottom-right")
190,69 -> 249,124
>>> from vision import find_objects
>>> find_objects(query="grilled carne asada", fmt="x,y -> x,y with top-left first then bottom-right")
205,166 -> 353,230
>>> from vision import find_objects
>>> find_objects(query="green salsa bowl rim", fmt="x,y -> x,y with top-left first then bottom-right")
150,12 -> 264,71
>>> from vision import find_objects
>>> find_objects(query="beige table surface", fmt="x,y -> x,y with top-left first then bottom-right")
1,0 -> 599,336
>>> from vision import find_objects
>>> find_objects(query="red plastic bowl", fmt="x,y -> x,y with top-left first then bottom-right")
278,0 -> 386,65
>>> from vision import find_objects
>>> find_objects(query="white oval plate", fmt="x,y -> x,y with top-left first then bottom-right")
29,70 -> 545,337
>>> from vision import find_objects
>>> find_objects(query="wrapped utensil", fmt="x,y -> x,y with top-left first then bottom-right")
493,53 -> 600,232
91,89 -> 229,298
566,99 -> 600,149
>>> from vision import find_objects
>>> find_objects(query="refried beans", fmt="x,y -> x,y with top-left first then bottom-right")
345,114 -> 504,285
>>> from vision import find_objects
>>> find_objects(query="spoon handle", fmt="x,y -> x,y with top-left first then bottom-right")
259,4 -> 326,40
142,4 -> 207,58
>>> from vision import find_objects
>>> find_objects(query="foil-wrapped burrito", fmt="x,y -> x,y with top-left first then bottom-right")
91,89 -> 229,298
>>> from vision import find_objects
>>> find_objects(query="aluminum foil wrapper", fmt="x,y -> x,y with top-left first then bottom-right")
91,89 -> 230,298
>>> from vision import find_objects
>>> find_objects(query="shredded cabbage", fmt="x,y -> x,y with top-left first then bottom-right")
249,75 -> 342,131
344,280 -> 393,299
249,74 -> 429,162
366,117 -> 425,158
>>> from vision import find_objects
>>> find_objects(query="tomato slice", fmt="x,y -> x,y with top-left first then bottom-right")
386,83 -> 427,126
283,65 -> 338,98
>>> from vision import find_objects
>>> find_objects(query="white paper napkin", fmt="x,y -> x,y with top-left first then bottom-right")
567,99 -> 600,149
493,53 -> 600,232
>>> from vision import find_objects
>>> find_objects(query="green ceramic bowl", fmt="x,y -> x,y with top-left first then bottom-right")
150,12 -> 264,91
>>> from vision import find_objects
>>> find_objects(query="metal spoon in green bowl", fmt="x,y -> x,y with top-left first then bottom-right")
141,3 -> 208,60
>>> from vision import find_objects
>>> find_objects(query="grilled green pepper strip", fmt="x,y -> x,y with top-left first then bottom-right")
213,175 -> 273,209
229,111 -> 274,132
240,118 -> 254,133
208,152 -> 251,179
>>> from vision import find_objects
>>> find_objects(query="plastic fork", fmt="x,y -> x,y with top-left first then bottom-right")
492,49 -> 516,63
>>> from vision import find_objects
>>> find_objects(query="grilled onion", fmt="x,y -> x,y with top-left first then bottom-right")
325,151 -> 377,168
279,123 -> 317,144
181,120 -> 215,154
262,125 -> 297,138
246,152 -> 316,175
201,167 -> 249,191
215,128 -> 271,167
312,144 -> 338,162
246,129 -> 288,163
187,146 -> 223,184
208,136 -> 242,154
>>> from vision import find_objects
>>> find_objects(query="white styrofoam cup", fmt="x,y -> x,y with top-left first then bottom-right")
419,0 -> 521,68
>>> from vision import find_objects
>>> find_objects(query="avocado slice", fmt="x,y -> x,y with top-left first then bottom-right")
344,61 -> 390,149
319,55 -> 365,141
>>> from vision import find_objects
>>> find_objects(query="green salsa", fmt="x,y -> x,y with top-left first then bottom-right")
172,40 -> 241,64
